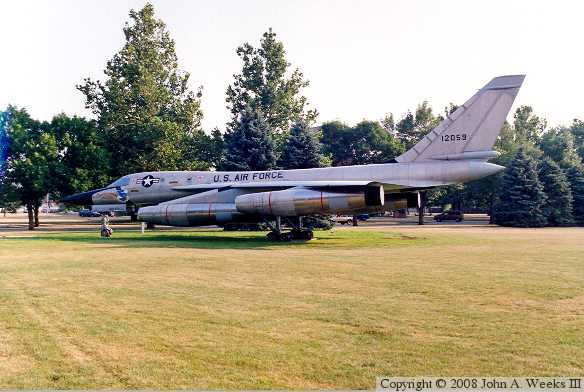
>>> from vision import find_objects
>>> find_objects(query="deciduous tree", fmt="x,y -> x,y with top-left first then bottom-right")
513,106 -> 546,144
321,121 -> 403,166
4,108 -> 59,229
394,101 -> 440,149
50,114 -> 110,195
78,3 -> 205,177
539,127 -> 581,168
226,28 -> 317,137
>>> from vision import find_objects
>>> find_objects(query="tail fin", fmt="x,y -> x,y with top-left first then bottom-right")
395,75 -> 525,163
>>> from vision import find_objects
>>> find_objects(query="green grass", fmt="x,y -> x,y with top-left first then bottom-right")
0,226 -> 583,388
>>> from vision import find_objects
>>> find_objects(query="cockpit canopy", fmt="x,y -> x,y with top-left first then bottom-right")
108,175 -> 131,188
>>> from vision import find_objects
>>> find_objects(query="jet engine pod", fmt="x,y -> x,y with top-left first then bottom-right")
137,203 -> 246,227
384,192 -> 420,211
235,185 -> 384,216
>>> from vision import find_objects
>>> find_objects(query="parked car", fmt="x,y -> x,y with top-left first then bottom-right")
356,214 -> 370,221
333,215 -> 353,225
78,209 -> 101,218
434,210 -> 464,222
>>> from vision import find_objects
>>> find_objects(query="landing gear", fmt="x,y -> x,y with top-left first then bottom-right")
266,231 -> 293,242
265,216 -> 314,242
291,229 -> 313,240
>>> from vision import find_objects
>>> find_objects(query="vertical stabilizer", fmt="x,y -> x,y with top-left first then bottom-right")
395,75 -> 525,163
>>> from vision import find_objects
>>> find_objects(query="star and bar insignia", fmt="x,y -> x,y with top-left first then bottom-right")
136,175 -> 160,188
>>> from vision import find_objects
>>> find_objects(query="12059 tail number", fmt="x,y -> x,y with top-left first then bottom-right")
441,133 -> 467,142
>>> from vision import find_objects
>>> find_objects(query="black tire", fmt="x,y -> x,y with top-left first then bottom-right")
347,219 -> 353,226
280,232 -> 293,242
291,230 -> 303,240
304,230 -> 314,240
266,232 -> 278,241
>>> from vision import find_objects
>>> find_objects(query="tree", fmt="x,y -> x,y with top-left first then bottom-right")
0,182 -> 19,216
320,121 -> 353,166
380,113 -> 395,134
0,109 -> 10,179
4,108 -> 59,229
570,119 -> 584,162
538,158 -> 574,226
321,121 -> 404,166
539,127 -> 581,168
220,106 -> 276,171
49,114 -> 111,196
278,120 -> 325,169
78,3 -> 205,177
493,149 -> 547,227
351,121 -> 404,165
566,165 -> 584,226
226,28 -> 316,136
513,106 -> 546,144
394,111 -> 416,149
190,128 -> 225,170
428,184 -> 465,211
394,101 -> 440,149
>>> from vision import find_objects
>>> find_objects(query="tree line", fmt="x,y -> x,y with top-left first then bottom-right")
1,3 -> 582,229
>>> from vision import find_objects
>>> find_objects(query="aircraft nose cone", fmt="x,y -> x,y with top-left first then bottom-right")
61,190 -> 99,205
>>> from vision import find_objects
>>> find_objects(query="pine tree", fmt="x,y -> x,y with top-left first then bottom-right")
493,149 -> 548,227
278,121 -> 324,169
538,158 -> 574,226
566,165 -> 584,226
220,106 -> 275,171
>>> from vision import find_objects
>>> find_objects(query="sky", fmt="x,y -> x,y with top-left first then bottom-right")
1,0 -> 582,131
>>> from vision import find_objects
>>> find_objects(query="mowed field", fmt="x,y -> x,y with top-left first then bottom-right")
0,223 -> 583,388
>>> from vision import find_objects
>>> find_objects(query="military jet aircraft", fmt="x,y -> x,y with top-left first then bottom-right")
63,75 -> 525,240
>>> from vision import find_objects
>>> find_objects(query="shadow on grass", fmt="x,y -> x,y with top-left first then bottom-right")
7,228 -> 433,251
13,231 -> 342,250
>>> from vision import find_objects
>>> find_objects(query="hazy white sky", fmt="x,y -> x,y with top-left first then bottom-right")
1,0 -> 582,130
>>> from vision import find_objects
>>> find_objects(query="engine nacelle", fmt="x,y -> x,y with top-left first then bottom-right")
137,203 -> 253,227
235,186 -> 384,216
384,193 -> 420,211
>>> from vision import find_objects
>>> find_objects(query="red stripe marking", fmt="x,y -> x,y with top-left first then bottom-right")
320,191 -> 324,210
268,192 -> 273,215
208,203 -> 212,219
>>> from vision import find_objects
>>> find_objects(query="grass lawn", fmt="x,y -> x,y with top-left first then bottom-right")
0,226 -> 583,388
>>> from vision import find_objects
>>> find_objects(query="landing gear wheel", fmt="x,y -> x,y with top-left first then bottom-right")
266,231 -> 279,241
291,229 -> 314,241
280,232 -> 293,242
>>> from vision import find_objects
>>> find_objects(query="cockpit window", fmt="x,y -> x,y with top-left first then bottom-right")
108,176 -> 130,187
